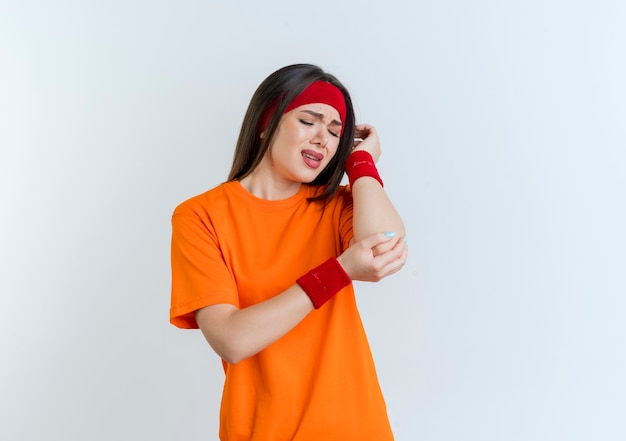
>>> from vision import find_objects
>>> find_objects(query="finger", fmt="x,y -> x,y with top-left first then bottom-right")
372,235 -> 401,256
374,241 -> 407,275
354,126 -> 373,138
359,232 -> 399,250
355,123 -> 375,132
388,243 -> 409,274
373,240 -> 404,262
380,256 -> 406,278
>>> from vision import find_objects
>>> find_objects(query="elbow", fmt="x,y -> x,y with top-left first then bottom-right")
216,347 -> 248,365
396,225 -> 407,239
207,335 -> 257,365
196,305 -> 254,365
395,218 -> 407,238
219,353 -> 241,365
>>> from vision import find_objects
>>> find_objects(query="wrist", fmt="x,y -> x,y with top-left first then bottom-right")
296,257 -> 352,309
335,255 -> 352,280
345,150 -> 383,187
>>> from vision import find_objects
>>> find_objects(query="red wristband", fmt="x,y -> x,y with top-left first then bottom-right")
345,150 -> 383,188
296,257 -> 352,309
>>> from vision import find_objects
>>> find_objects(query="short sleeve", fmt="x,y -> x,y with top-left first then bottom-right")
336,186 -> 354,252
170,210 -> 239,329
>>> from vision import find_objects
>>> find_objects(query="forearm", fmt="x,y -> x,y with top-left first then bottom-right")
347,124 -> 406,241
196,228 -> 406,364
351,176 -> 406,242
196,285 -> 314,364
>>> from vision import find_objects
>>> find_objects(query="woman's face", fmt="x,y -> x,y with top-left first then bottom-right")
263,103 -> 342,185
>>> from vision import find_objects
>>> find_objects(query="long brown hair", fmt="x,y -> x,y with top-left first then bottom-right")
227,64 -> 356,201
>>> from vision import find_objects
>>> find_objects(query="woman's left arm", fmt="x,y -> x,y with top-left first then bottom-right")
350,124 -> 406,242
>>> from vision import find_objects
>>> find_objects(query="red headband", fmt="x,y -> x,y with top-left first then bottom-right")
261,81 -> 347,135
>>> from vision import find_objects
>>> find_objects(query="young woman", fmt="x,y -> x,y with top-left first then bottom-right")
170,64 -> 407,440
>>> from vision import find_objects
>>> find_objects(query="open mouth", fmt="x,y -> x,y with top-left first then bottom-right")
301,150 -> 323,169
302,152 -> 321,161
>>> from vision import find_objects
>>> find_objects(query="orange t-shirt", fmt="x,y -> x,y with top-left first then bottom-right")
170,181 -> 393,441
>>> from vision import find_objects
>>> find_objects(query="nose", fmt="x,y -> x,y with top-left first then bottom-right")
311,126 -> 329,147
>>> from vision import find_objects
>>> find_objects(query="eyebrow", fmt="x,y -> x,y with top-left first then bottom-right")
299,110 -> 342,127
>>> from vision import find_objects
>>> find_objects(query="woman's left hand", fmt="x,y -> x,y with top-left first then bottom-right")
352,124 -> 381,163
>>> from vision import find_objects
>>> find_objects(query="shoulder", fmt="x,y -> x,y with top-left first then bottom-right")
173,181 -> 236,218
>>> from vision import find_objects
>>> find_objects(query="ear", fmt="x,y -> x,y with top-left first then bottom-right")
260,131 -> 266,139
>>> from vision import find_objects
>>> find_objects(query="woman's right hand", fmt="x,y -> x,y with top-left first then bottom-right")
337,232 -> 407,282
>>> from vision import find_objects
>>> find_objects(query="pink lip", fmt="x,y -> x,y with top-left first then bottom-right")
301,150 -> 323,169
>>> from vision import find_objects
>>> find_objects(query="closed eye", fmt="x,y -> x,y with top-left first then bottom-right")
300,119 -> 339,138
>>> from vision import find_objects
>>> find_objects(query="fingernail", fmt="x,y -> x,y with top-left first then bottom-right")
385,232 -> 396,238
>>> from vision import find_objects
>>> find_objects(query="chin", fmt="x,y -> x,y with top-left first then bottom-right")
303,171 -> 325,184
290,169 -> 319,184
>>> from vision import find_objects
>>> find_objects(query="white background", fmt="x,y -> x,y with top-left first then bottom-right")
1,1 -> 625,440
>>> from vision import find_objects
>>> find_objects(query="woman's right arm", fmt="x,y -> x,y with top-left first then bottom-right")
195,232 -> 406,364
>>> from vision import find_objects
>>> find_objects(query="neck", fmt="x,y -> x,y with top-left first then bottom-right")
239,168 -> 302,200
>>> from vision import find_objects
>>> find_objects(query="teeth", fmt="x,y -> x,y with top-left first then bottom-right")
303,153 -> 320,161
